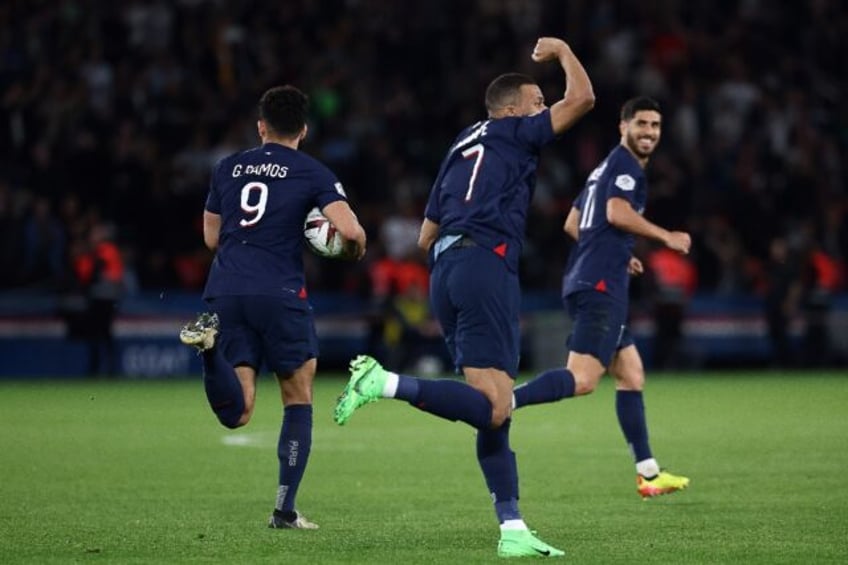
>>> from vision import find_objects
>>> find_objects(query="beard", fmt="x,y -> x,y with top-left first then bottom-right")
625,131 -> 657,159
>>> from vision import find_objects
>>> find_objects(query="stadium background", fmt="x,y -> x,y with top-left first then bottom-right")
1,0 -> 846,376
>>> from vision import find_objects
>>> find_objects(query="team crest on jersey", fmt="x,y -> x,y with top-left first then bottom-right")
334,182 -> 347,197
615,174 -> 636,191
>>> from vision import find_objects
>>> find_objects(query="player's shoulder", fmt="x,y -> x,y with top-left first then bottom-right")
458,110 -> 551,153
294,149 -> 334,175
448,120 -> 487,148
490,109 -> 551,132
458,120 -> 486,137
607,145 -> 642,173
265,144 -> 334,176
604,146 -> 643,192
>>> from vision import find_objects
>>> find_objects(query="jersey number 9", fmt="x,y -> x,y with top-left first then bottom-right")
239,181 -> 269,227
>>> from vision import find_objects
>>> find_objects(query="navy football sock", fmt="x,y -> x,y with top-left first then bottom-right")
405,378 -> 492,429
616,390 -> 653,462
477,419 -> 521,523
394,375 -> 420,401
201,349 -> 245,428
512,368 -> 576,409
275,404 -> 313,513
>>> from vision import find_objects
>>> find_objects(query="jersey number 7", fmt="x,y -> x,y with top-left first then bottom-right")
461,143 -> 485,202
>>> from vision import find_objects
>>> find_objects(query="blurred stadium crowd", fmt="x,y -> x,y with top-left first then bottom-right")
1,0 -> 845,311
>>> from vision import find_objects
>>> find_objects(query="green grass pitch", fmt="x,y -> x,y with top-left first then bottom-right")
1,371 -> 847,564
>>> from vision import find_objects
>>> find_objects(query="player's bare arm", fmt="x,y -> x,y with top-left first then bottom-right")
563,206 -> 580,241
418,218 -> 439,251
322,200 -> 367,260
203,210 -> 221,251
532,37 -> 595,135
563,207 -> 642,275
607,197 -> 691,254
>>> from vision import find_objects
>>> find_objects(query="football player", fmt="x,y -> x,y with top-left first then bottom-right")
180,85 -> 366,529
514,96 -> 692,499
335,37 -> 594,558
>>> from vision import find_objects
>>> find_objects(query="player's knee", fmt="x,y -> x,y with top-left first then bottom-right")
283,388 -> 313,405
489,401 -> 512,428
572,371 -> 601,396
279,368 -> 315,405
616,372 -> 644,390
489,411 -> 505,428
218,414 -> 246,429
489,411 -> 508,428
218,404 -> 253,429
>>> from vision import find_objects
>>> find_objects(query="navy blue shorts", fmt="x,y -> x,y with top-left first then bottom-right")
563,290 -> 633,367
205,294 -> 318,374
430,246 -> 520,377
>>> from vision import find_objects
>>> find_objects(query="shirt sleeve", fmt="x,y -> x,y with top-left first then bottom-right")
515,109 -> 556,152
572,187 -> 586,212
605,157 -> 641,205
313,165 -> 347,209
424,158 -> 450,224
204,160 -> 224,214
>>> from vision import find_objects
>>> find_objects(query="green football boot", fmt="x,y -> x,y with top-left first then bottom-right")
497,529 -> 565,558
333,355 -> 388,425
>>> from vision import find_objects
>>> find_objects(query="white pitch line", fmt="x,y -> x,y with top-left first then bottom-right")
221,432 -> 275,448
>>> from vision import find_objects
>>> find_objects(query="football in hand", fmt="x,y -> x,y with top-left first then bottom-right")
303,207 -> 352,259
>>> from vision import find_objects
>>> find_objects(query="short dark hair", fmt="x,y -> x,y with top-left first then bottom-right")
485,73 -> 537,113
620,96 -> 661,121
258,85 -> 309,137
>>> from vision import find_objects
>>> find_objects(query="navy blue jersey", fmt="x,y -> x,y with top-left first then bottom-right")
424,110 -> 556,272
202,142 -> 346,299
562,145 -> 647,303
